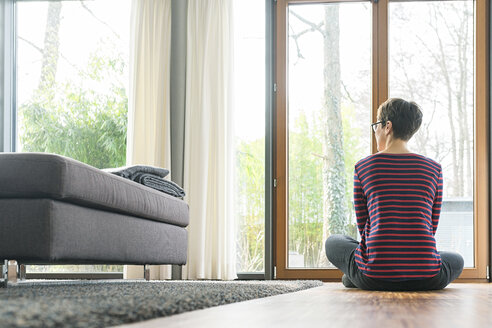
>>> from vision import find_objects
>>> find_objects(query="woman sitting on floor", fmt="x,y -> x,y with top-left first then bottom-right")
325,98 -> 464,291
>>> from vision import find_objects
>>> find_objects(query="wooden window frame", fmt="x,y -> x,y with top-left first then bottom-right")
274,0 -> 489,281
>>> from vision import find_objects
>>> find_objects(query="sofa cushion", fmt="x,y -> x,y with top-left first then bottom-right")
0,153 -> 188,227
0,198 -> 187,264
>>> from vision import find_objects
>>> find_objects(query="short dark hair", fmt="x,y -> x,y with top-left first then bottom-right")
378,98 -> 423,141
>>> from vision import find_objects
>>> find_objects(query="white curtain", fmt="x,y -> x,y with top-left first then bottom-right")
125,0 -> 173,280
182,0 -> 237,280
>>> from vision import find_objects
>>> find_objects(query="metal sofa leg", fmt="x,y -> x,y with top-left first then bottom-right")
18,264 -> 26,281
1,260 -> 7,288
7,260 -> 18,284
144,264 -> 150,281
1,260 -> 19,287
142,265 -> 182,281
171,265 -> 182,280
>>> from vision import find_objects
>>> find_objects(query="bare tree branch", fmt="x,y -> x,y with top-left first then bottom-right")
433,7 -> 457,46
18,36 -> 44,54
289,25 -> 305,63
289,21 -> 324,63
294,22 -> 324,39
18,36 -> 83,75
290,10 -> 326,38
79,0 -> 121,40
311,152 -> 327,160
341,80 -> 355,104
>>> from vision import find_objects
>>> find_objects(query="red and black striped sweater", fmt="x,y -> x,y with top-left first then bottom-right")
353,152 -> 443,281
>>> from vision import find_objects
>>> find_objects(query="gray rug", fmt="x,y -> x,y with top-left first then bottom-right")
0,280 -> 323,328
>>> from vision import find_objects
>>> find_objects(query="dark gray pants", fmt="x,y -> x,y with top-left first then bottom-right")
325,234 -> 464,291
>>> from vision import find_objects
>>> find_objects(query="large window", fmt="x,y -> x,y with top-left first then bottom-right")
16,0 -> 130,274
234,0 -> 266,273
276,0 -> 488,280
13,0 -> 267,277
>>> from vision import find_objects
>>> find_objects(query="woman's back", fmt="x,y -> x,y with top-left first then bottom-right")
353,152 -> 443,281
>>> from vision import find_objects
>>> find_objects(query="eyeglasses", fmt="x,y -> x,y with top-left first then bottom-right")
371,121 -> 385,132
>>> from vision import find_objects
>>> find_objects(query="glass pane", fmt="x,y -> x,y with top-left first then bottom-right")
389,1 -> 474,267
287,3 -> 372,268
234,0 -> 265,273
16,0 -> 130,273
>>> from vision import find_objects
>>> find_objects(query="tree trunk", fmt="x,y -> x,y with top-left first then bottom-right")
37,2 -> 62,97
320,5 -> 347,266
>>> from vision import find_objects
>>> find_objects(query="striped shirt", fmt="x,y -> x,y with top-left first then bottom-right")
353,152 -> 443,281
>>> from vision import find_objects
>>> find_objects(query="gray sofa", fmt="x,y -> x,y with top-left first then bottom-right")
0,153 -> 188,285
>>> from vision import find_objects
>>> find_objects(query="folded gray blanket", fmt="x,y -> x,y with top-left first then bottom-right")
103,165 -> 170,180
104,165 -> 185,198
133,173 -> 186,198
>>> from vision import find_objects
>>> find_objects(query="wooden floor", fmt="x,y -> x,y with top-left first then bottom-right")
117,283 -> 492,328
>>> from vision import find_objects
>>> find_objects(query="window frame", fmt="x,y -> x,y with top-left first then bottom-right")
274,0 -> 489,281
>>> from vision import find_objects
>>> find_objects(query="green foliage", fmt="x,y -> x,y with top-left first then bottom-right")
236,138 -> 265,272
19,49 -> 128,169
237,106 -> 362,270
288,111 -> 324,267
